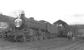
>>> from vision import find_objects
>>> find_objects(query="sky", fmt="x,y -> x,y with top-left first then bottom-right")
0,0 -> 84,25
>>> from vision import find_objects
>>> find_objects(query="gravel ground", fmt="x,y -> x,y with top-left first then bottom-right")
0,38 -> 83,50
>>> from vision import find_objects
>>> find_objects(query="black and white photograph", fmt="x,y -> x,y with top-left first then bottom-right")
0,0 -> 84,50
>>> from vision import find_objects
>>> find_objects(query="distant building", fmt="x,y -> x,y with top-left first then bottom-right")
53,20 -> 70,37
53,20 -> 68,28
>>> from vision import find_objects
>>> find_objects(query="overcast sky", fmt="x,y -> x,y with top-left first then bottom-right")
0,0 -> 84,25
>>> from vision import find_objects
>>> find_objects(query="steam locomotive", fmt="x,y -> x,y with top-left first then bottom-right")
0,12 -> 73,42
